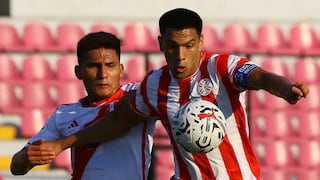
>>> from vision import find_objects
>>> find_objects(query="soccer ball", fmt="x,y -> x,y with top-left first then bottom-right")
172,99 -> 226,154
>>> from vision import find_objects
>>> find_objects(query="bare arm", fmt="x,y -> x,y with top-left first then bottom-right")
247,67 -> 309,104
59,107 -> 141,149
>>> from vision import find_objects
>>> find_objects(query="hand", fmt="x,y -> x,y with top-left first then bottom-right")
38,139 -> 65,158
115,90 -> 137,118
26,139 -> 55,165
117,90 -> 136,108
286,82 -> 309,104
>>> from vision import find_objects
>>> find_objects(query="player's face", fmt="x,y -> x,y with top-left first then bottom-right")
76,48 -> 124,103
159,28 -> 203,80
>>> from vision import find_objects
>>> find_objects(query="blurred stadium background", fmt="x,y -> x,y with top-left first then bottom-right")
0,0 -> 320,179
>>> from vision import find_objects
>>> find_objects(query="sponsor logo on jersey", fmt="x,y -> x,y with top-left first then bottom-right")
68,119 -> 79,128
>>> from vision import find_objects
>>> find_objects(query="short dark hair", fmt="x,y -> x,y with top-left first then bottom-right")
77,31 -> 121,64
159,8 -> 203,36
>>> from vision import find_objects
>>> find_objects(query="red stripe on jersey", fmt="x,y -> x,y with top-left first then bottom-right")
192,154 -> 215,180
215,54 -> 243,179
234,58 -> 261,179
229,56 -> 260,179
72,88 -> 139,179
216,54 -> 260,179
191,55 -> 216,180
72,106 -> 106,179
140,70 -> 160,117
178,79 -> 190,105
158,68 -> 192,180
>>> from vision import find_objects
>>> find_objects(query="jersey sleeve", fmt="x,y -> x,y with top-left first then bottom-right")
131,73 -> 160,119
228,55 -> 259,91
121,82 -> 141,91
132,86 -> 154,117
26,111 -> 62,147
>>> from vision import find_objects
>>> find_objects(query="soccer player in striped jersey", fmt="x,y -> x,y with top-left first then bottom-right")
35,8 -> 309,180
10,32 -> 156,180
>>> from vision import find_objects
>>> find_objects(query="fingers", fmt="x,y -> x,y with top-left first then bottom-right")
40,141 -> 63,156
28,153 -> 55,165
28,142 -> 55,156
298,83 -> 309,98
27,140 -> 56,165
27,153 -> 55,165
28,146 -> 55,157
120,90 -> 136,103
29,158 -> 52,165
286,82 -> 309,104
292,82 -> 309,98
115,90 -> 136,113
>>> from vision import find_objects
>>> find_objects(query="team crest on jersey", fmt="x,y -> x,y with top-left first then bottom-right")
197,78 -> 213,96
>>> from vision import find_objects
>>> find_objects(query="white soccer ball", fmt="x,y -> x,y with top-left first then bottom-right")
172,99 -> 226,154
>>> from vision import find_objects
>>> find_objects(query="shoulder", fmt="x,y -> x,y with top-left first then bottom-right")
202,52 -> 238,66
214,53 -> 242,61
208,53 -> 252,68
55,102 -> 82,115
138,66 -> 169,89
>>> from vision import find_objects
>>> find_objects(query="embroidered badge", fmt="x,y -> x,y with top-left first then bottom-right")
197,78 -> 213,96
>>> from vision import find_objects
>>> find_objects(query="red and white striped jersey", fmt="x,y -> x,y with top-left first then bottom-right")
133,52 -> 261,180
28,82 -> 156,180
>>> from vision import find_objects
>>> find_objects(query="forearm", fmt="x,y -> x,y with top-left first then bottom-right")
248,68 -> 292,98
60,108 -> 138,150
57,90 -> 144,150
261,72 -> 291,98
11,148 -> 34,175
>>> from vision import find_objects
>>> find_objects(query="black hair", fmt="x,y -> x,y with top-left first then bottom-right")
159,8 -> 203,36
77,31 -> 121,64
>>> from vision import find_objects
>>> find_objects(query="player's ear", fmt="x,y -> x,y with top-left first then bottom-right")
199,34 -> 204,51
158,36 -> 163,51
74,65 -> 82,80
119,63 -> 124,78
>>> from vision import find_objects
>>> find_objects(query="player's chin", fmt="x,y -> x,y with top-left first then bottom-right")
173,71 -> 187,79
95,89 -> 113,99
